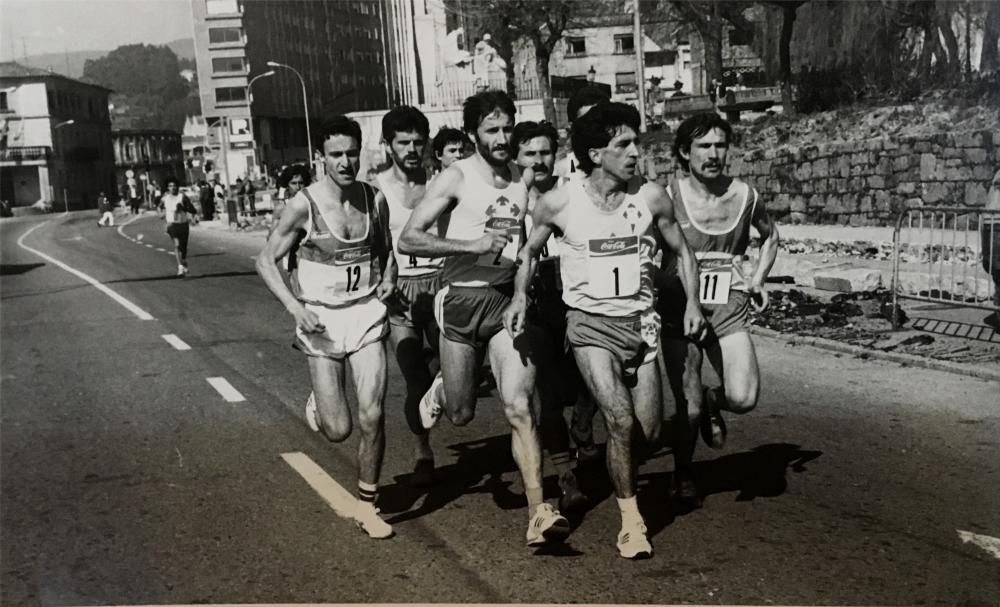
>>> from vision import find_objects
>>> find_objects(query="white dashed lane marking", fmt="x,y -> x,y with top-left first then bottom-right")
161,334 -> 191,351
206,377 -> 245,402
281,452 -> 356,518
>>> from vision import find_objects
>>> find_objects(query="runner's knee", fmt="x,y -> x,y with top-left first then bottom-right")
602,408 -> 634,438
725,382 -> 758,413
502,393 -> 535,429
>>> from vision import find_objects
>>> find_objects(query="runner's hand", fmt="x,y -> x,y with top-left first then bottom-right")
503,295 -> 528,337
376,278 -> 396,302
749,282 -> 769,312
474,230 -> 510,255
683,303 -> 706,341
290,304 -> 325,333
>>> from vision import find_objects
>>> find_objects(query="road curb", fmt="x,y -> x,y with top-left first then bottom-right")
750,325 -> 1000,383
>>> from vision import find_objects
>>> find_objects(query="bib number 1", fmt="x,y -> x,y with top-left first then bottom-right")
586,236 -> 640,299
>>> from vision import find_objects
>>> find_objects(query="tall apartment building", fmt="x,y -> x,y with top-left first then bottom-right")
191,0 -> 391,182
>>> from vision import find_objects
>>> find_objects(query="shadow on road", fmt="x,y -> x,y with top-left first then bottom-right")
641,442 -> 823,539
106,270 -> 258,284
0,263 -> 45,276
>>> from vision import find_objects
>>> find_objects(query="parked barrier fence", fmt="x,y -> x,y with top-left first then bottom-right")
890,206 -> 1000,328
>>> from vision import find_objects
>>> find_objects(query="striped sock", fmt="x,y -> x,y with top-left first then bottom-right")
358,481 -> 378,504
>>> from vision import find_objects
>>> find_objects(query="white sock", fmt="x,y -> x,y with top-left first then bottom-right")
617,496 -> 642,526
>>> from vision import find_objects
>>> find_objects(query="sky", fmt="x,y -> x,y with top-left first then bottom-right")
0,0 -> 194,61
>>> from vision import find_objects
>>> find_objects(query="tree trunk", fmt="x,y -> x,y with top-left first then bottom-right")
533,41 -> 557,124
981,0 -> 1000,72
938,9 -> 961,81
779,3 -> 797,115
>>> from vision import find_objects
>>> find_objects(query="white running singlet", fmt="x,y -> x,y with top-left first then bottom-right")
375,173 -> 443,278
559,177 -> 656,317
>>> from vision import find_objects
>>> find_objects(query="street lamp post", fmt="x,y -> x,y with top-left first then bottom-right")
245,70 -> 275,179
266,61 -> 312,172
53,120 -> 76,213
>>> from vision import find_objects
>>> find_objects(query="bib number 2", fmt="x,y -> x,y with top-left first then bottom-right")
476,217 -> 520,268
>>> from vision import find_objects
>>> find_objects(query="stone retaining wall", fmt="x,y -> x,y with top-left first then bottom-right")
646,128 -> 999,227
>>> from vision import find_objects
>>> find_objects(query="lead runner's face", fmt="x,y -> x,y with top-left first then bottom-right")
474,110 -> 513,167
322,134 -> 361,187
594,125 -> 639,181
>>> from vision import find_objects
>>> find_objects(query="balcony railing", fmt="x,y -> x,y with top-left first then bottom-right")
0,146 -> 51,162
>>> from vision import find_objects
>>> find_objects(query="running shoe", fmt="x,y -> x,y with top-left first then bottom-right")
557,471 -> 588,514
700,401 -> 727,450
671,467 -> 703,512
418,373 -> 444,430
616,520 -> 652,559
176,265 -> 185,277
353,502 -> 394,539
304,392 -> 320,432
525,503 -> 570,547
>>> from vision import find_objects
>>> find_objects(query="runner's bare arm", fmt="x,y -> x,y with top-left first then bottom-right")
505,189 -> 562,336
398,166 -> 506,258
256,194 -> 309,315
648,183 -> 706,338
749,188 -> 779,291
375,192 -> 397,300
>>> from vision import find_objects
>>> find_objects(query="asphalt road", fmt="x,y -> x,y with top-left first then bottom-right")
2,211 -> 998,607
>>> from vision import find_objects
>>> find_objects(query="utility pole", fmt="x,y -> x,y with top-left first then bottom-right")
632,0 -> 647,133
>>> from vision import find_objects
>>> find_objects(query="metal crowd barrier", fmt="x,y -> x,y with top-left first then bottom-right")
890,206 -> 1000,328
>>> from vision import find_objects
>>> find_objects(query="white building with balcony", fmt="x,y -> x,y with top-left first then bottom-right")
0,62 -> 114,210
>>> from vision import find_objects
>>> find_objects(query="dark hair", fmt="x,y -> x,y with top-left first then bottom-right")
278,163 -> 312,189
432,127 -> 468,157
672,113 -> 733,171
164,176 -> 181,187
462,90 -> 516,134
570,102 -> 641,175
381,105 -> 429,143
318,114 -> 363,149
567,85 -> 611,124
511,121 -> 559,155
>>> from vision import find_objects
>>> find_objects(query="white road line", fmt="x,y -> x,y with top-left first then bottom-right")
206,377 -> 245,402
281,452 -> 356,518
16,222 -> 155,321
155,247 -> 167,252
144,243 -> 154,248
957,529 -> 1000,560
115,213 -> 143,241
161,334 -> 191,351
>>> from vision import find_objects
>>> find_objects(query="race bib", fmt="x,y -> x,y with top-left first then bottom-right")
586,235 -> 640,299
403,254 -> 436,270
333,245 -> 373,299
476,217 -> 521,268
697,252 -> 733,305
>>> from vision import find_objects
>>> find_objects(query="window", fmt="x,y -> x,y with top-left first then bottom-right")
208,27 -> 242,44
0,92 -> 8,112
614,34 -> 634,54
566,36 -> 586,56
615,71 -> 636,93
206,0 -> 239,14
215,86 -> 246,103
729,27 -> 754,46
212,56 -> 245,73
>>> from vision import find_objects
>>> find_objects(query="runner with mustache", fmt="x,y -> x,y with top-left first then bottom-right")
505,102 -> 705,559
512,120 -> 588,514
656,113 -> 779,510
400,91 -> 570,547
374,106 -> 443,487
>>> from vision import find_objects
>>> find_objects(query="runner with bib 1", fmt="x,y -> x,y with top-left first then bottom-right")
587,235 -> 640,298
477,216 -> 521,267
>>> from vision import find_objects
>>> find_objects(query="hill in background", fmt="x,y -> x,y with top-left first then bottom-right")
15,38 -> 194,79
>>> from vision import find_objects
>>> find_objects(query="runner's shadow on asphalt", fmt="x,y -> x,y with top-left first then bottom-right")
639,442 -> 822,540
0,263 -> 45,276
380,433 -> 531,525
106,270 -> 258,283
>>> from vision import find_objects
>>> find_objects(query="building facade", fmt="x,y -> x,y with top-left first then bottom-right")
111,130 -> 185,201
0,62 -> 114,210
190,0 -> 390,184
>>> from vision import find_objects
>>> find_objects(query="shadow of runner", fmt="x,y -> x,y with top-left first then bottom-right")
0,263 -> 45,276
639,443 -> 823,539
380,434 -> 534,525
106,270 -> 258,284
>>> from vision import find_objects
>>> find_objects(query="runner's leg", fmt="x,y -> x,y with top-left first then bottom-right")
307,355 -> 352,441
348,340 -> 389,486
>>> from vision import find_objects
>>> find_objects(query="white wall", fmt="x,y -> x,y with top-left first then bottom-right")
3,82 -> 54,147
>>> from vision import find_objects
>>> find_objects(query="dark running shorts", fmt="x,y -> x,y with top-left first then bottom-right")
434,283 -> 513,348
659,286 -> 750,342
565,308 -> 660,377
166,222 -> 190,247
388,272 -> 442,329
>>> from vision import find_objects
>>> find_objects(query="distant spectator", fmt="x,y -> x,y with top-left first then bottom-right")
670,80 -> 688,98
244,178 -> 256,214
97,191 -> 114,227
235,178 -> 245,213
128,182 -> 141,214
198,180 -> 214,220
